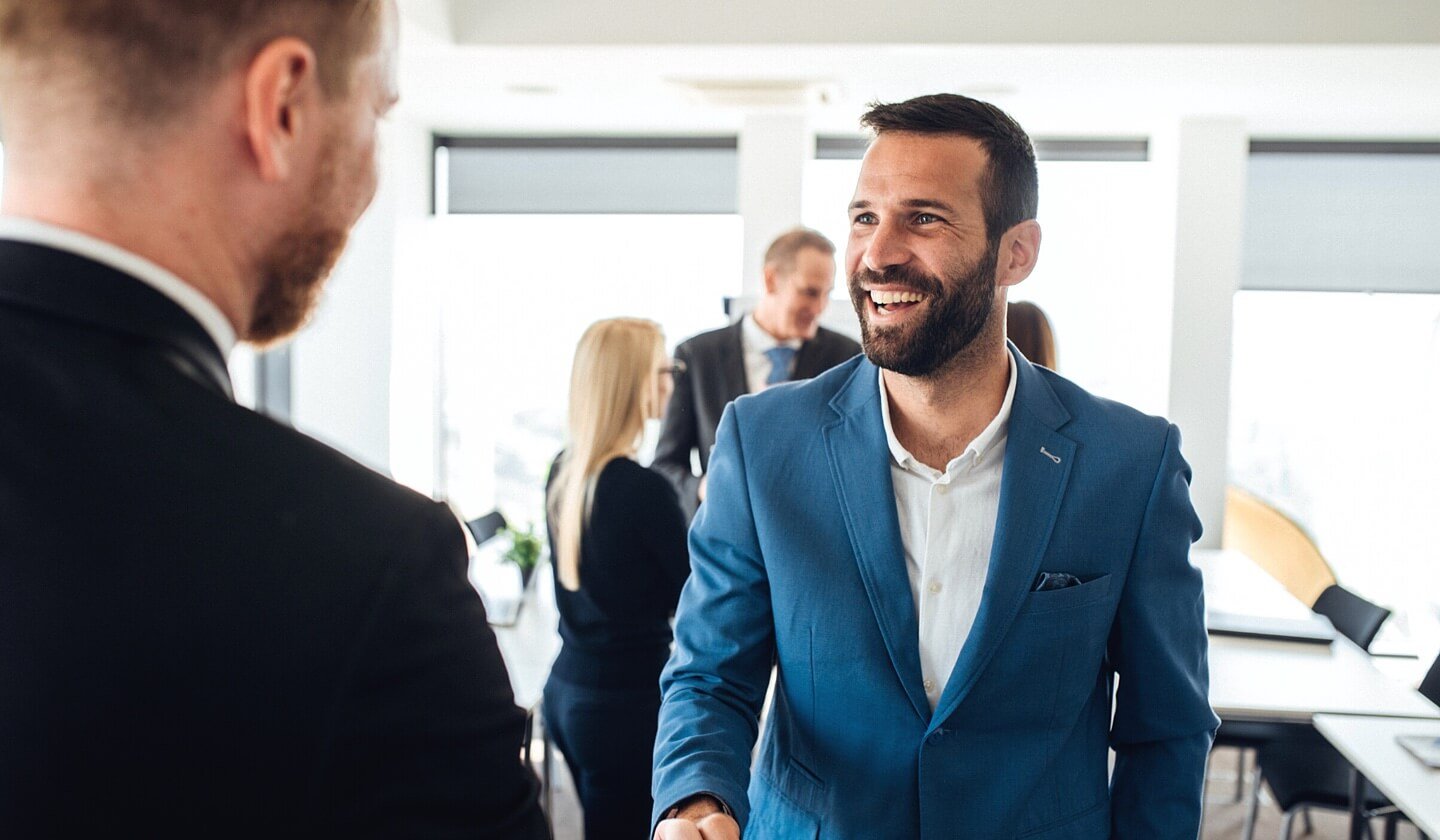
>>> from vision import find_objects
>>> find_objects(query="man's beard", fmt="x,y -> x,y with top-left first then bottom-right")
247,144 -> 352,346
848,242 -> 1000,377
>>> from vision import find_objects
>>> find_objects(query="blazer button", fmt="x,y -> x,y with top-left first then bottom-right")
926,730 -> 945,746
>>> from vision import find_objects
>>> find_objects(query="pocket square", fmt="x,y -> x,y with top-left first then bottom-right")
1032,571 -> 1083,592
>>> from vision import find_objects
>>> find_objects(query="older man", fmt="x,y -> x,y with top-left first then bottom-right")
653,94 -> 1216,840
655,227 -> 860,518
0,2 -> 545,836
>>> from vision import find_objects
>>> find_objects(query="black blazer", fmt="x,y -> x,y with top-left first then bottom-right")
653,318 -> 860,518
0,241 -> 547,839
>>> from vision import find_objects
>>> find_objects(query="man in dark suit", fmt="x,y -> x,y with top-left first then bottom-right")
0,1 -> 545,837
654,228 -> 861,517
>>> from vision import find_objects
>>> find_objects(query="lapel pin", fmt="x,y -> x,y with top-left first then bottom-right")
1040,446 -> 1062,464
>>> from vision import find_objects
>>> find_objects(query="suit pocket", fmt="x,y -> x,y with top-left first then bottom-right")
1020,573 -> 1112,615
748,775 -> 821,840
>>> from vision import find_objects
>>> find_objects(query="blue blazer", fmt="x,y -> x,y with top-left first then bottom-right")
652,349 -> 1218,839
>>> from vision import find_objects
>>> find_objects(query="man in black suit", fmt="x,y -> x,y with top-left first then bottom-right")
655,228 -> 861,518
0,1 -> 545,837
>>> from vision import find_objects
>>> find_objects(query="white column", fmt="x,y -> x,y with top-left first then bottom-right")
387,118 -> 446,497
1165,118 -> 1249,547
737,112 -> 812,297
289,156 -> 398,474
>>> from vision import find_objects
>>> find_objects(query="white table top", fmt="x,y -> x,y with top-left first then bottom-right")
1313,714 -> 1440,837
1198,549 -> 1438,722
1209,633 -> 1440,722
1196,548 -> 1321,624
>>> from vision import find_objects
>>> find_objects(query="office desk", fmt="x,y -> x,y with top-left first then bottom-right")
1197,549 -> 1435,723
1313,714 -> 1440,839
1209,633 -> 1440,723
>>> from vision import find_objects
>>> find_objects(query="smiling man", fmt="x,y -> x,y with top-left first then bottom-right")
652,94 -> 1217,840
654,228 -> 860,519
0,1 -> 544,836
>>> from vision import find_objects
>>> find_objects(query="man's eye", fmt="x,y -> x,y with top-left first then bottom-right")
916,213 -> 940,224
853,213 -> 877,225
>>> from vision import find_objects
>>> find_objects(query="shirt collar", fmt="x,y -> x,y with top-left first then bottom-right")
879,350 -> 1018,478
741,311 -> 803,354
0,217 -> 237,357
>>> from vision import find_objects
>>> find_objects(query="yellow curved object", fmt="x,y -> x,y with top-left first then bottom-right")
1222,485 -> 1337,608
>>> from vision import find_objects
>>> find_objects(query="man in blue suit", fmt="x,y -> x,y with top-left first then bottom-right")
652,93 -> 1218,840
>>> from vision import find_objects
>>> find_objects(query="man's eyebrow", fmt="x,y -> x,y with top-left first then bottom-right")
901,198 -> 957,214
847,198 -> 958,214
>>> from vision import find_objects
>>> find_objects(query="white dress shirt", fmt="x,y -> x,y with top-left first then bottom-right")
0,217 -> 236,357
879,351 -> 1017,710
740,312 -> 802,394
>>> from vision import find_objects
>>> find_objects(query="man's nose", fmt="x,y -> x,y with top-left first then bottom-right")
862,221 -> 911,272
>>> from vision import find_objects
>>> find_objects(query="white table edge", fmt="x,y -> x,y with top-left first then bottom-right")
1312,713 -> 1440,838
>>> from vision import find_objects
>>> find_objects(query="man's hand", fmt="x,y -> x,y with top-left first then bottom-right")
697,475 -> 708,503
653,795 -> 739,840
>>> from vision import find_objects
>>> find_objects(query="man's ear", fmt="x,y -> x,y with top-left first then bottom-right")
995,220 -> 1041,289
762,264 -> 781,295
243,38 -> 320,183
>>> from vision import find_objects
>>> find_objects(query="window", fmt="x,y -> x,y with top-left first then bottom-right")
422,136 -> 744,530
1228,290 -> 1440,653
1230,143 -> 1440,656
426,214 -> 741,530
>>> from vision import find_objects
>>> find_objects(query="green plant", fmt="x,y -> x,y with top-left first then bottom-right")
501,524 -> 542,574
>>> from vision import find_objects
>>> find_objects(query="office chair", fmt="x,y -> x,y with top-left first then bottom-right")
1217,486 -> 1398,840
1221,486 -> 1336,606
466,509 -> 508,545
1312,584 -> 1391,651
1212,486 -> 1338,831
1418,646 -> 1440,706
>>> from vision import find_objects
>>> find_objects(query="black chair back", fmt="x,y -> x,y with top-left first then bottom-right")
1312,584 -> 1390,651
1420,651 -> 1440,707
466,510 -> 508,545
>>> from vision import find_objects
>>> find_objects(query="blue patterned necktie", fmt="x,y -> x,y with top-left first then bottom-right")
764,346 -> 798,386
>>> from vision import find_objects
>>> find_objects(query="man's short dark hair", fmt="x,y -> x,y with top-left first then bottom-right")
0,0 -> 381,125
764,227 -> 835,274
860,94 -> 1039,244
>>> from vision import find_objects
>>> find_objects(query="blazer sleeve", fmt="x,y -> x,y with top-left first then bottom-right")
319,502 -> 547,839
1107,423 -> 1219,839
653,340 -> 702,520
651,402 -> 774,832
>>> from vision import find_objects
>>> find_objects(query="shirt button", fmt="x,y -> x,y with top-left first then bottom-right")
936,484 -> 949,495
928,580 -> 942,595
923,678 -> 936,693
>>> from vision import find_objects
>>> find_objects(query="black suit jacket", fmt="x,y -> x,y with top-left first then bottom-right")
0,241 -> 547,838
653,318 -> 860,518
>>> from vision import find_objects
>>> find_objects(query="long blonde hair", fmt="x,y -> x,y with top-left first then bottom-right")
548,318 -> 666,590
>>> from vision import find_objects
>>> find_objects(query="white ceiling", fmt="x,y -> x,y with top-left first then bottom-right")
397,1 -> 1440,138
444,0 -> 1440,46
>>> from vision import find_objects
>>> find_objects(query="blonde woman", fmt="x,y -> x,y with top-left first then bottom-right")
542,318 -> 690,840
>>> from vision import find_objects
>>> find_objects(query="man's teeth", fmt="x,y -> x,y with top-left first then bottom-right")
870,290 -> 925,305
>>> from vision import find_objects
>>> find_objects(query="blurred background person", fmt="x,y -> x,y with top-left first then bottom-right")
1007,299 -> 1058,370
654,227 -> 860,519
544,318 -> 691,840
